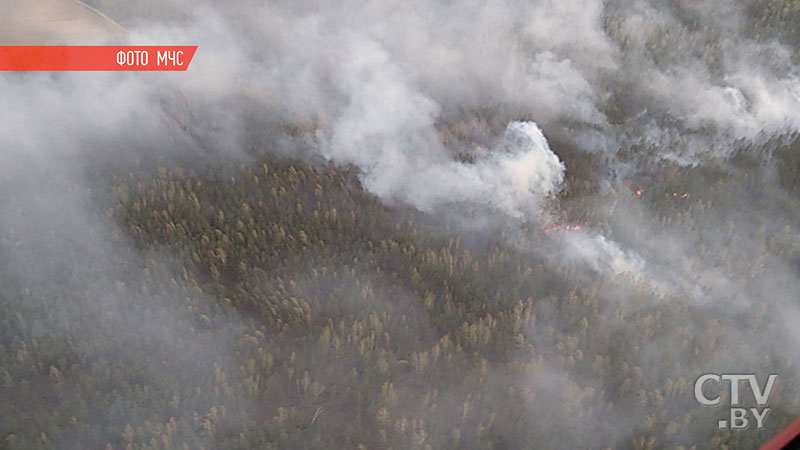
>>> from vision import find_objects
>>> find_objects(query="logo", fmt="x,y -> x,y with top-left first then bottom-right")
694,373 -> 777,430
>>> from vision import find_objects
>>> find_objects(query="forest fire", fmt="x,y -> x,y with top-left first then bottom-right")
3,0 -> 798,448
545,187 -> 693,236
543,224 -> 586,234
634,188 -> 691,199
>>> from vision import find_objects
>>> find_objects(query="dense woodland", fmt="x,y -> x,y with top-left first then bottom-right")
2,138 -> 799,449
4,0 -> 800,449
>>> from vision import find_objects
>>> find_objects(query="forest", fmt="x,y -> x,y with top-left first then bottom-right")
2,142 -> 799,449
3,0 -> 800,449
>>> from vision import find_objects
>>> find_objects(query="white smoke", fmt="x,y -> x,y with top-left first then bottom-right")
281,31 -> 563,216
324,113 -> 564,217
560,231 -> 646,277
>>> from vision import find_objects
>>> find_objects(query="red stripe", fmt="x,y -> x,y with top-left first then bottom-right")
761,416 -> 800,450
0,46 -> 197,71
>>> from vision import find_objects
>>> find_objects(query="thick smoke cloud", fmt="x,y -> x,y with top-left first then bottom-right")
104,0 -> 800,185
11,0 -> 800,207
325,117 -> 565,217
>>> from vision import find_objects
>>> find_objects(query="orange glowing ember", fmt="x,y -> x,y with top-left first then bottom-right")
634,188 -> 691,200
543,224 -> 585,234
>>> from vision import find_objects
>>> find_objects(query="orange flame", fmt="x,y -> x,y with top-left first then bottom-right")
543,224 -> 585,234
633,188 -> 691,200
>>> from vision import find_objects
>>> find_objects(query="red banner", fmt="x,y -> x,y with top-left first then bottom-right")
0,46 -> 198,71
